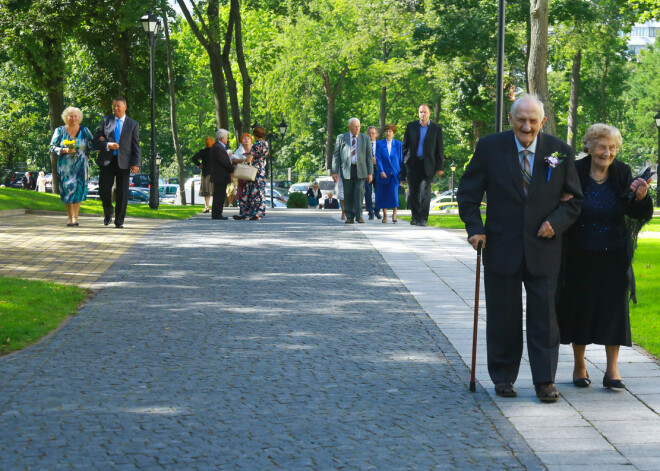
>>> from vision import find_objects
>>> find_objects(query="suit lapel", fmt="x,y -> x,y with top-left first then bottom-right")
528,133 -> 546,197
503,131 -> 526,199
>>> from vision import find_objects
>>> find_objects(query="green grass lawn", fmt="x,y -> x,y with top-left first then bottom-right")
398,214 -> 469,229
0,187 -> 201,219
630,238 -> 660,358
0,276 -> 88,355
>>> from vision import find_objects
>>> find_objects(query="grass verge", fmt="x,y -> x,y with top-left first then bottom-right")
0,187 -> 201,220
398,214 -> 471,229
0,276 -> 88,355
630,238 -> 660,359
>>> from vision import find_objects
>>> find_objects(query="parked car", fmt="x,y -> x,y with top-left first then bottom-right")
129,173 -> 151,188
8,171 -> 30,189
128,188 -> 150,204
167,177 -> 179,184
288,182 -> 311,194
265,198 -> 287,208
45,173 -> 53,193
159,184 -> 179,204
431,201 -> 486,211
173,176 -> 209,206
313,176 -> 337,201
87,177 -> 99,192
265,188 -> 288,203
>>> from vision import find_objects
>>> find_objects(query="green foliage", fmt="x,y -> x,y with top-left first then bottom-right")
0,276 -> 88,354
630,238 -> 660,358
286,191 -> 308,208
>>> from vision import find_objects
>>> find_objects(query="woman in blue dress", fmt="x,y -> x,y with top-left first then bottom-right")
375,123 -> 403,223
49,106 -> 94,227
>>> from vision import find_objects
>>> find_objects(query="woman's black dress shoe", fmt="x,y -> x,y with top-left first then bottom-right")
603,375 -> 626,389
573,377 -> 591,388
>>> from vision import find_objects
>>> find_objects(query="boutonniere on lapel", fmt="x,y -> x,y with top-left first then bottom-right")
544,151 -> 566,181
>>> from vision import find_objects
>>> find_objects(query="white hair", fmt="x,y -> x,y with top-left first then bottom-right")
216,128 -> 229,141
348,117 -> 360,126
61,106 -> 83,123
510,93 -> 545,120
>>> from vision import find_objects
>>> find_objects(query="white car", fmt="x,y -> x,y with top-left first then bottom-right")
174,176 -> 211,206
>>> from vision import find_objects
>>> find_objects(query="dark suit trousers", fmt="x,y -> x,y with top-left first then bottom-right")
342,165 -> 364,220
364,168 -> 379,217
99,162 -> 130,225
406,157 -> 433,222
484,260 -> 560,385
212,182 -> 228,218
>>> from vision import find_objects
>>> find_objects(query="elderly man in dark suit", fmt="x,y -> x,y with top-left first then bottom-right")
21,172 -> 36,190
401,104 -> 445,226
457,94 -> 583,402
332,118 -> 373,224
93,96 -> 141,228
209,129 -> 234,220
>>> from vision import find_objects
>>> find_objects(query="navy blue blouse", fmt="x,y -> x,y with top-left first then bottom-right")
574,178 -> 627,251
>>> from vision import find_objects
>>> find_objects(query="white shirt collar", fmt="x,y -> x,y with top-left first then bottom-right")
514,135 -> 538,155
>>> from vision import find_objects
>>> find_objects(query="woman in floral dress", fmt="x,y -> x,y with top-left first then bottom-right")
236,126 -> 269,220
49,106 -> 94,227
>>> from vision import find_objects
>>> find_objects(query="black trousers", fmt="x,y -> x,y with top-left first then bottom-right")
406,157 -> 433,222
484,260 -> 560,385
99,163 -> 130,225
211,182 -> 227,218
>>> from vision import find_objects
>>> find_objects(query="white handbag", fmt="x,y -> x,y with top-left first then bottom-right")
234,163 -> 257,182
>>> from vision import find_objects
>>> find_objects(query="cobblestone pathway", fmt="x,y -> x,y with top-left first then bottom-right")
0,213 -> 541,470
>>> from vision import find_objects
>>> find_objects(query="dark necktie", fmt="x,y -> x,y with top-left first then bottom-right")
521,150 -> 531,196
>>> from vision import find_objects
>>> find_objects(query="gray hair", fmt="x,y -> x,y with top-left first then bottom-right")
582,123 -> 623,153
61,106 -> 83,123
367,126 -> 378,132
348,117 -> 360,126
216,128 -> 229,141
510,93 -> 545,120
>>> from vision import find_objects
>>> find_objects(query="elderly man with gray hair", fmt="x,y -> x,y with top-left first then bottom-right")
458,94 -> 583,403
332,118 -> 373,223
210,128 -> 235,220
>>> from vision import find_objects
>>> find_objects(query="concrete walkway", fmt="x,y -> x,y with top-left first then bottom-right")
1,210 -> 659,470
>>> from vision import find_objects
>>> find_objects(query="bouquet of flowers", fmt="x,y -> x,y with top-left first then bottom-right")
62,139 -> 77,153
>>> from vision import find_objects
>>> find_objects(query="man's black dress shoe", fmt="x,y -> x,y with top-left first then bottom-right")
233,215 -> 246,220
345,218 -> 354,224
603,375 -> 626,389
410,219 -> 417,226
368,215 -> 374,220
212,215 -> 228,220
417,220 -> 428,227
104,216 -> 112,226
535,383 -> 560,402
375,213 -> 382,220
115,223 -> 123,228
356,218 -> 365,223
494,382 -> 517,397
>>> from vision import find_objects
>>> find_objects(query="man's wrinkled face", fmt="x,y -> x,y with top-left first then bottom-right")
509,99 -> 547,148
348,120 -> 361,136
113,100 -> 127,118
418,105 -> 430,125
368,128 -> 378,141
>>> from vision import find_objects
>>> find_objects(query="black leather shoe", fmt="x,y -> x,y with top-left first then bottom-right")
375,213 -> 382,220
410,219 -> 417,226
535,383 -> 560,402
233,215 -> 246,220
104,216 -> 112,226
115,223 -> 123,229
603,375 -> 626,389
356,218 -> 365,223
494,382 -> 517,397
368,215 -> 374,220
212,215 -> 228,220
573,377 -> 591,388
417,220 -> 428,227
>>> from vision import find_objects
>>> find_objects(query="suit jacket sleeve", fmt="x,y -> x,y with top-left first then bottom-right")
129,120 -> 141,168
92,117 -> 108,151
544,146 -> 583,237
457,141 -> 488,237
402,124 -> 411,163
332,134 -> 343,175
212,145 -> 234,172
362,135 -> 372,176
434,124 -> 445,172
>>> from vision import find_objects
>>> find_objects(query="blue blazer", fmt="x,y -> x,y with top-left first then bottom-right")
375,139 -> 403,184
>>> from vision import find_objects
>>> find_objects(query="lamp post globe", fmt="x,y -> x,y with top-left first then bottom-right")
141,10 -> 161,209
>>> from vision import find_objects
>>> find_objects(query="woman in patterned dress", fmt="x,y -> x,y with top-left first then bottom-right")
236,126 -> 269,220
49,106 -> 94,227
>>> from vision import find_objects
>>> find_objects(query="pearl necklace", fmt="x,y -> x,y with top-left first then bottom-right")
591,173 -> 608,183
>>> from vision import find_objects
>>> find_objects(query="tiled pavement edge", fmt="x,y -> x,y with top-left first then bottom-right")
0,212 -> 170,288
354,216 -> 660,471
0,211 -> 543,470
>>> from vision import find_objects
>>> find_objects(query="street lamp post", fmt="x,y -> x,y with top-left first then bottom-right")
141,11 -> 161,210
655,110 -> 660,208
258,119 -> 288,209
495,0 -> 505,132
450,161 -> 457,203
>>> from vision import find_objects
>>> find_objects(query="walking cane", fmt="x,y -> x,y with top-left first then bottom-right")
469,239 -> 483,393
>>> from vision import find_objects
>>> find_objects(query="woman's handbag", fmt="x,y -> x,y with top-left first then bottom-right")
234,163 -> 257,182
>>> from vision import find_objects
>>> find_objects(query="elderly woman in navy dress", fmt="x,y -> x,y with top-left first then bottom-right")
49,106 -> 95,227
557,123 -> 653,390
375,123 -> 403,223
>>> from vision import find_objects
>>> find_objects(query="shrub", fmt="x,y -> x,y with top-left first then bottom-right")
287,192 -> 308,208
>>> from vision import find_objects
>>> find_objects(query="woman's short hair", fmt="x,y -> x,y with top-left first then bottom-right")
384,123 -> 397,133
253,126 -> 266,139
582,123 -> 623,153
240,133 -> 253,143
205,137 -> 215,147
216,128 -> 229,141
61,106 -> 83,124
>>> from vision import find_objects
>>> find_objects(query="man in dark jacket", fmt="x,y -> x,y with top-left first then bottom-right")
210,129 -> 234,220
21,172 -> 36,190
457,94 -> 583,402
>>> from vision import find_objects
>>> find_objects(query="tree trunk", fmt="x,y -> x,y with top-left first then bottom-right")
598,55 -> 610,123
528,0 -> 556,135
566,49 -> 581,151
222,0 -> 243,143
472,120 -> 487,149
320,67 -> 349,170
232,0 -> 252,135
379,86 -> 386,134
162,11 -> 186,205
